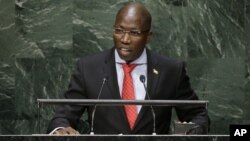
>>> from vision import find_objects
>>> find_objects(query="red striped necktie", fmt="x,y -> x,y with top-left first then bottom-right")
122,63 -> 137,130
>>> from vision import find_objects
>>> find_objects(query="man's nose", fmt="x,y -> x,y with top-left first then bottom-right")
121,33 -> 131,44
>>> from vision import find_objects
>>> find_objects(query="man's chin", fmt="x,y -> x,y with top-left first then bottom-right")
119,55 -> 134,62
121,57 -> 132,62
117,51 -> 131,61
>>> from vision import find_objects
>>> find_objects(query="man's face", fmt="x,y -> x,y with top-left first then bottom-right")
113,9 -> 152,62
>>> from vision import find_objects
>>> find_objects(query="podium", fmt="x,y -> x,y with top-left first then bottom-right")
37,99 -> 209,134
8,99 -> 228,141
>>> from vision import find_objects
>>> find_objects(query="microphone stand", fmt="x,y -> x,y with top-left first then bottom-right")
140,75 -> 156,135
90,77 -> 107,135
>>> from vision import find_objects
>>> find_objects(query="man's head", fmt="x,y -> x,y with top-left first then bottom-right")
113,2 -> 152,62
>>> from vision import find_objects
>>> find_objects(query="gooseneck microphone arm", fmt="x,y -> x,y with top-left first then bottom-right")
90,77 -> 107,135
139,75 -> 156,135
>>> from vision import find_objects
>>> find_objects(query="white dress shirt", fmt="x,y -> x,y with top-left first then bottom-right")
115,49 -> 147,113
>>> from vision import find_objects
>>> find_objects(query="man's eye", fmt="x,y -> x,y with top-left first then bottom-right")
115,29 -> 123,33
130,31 -> 141,36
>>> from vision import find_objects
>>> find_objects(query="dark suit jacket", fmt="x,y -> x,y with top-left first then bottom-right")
47,48 -> 209,134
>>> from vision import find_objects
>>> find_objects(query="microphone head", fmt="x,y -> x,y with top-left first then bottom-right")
139,75 -> 146,83
103,77 -> 108,81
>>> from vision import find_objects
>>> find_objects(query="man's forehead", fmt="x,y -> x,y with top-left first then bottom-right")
116,7 -> 145,22
115,3 -> 151,30
119,5 -> 145,16
126,7 -> 137,17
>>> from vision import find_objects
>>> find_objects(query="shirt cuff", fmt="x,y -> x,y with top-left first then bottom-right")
49,127 -> 65,135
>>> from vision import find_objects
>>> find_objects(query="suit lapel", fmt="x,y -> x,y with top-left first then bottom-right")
102,48 -> 131,131
133,49 -> 160,132
102,48 -> 121,99
147,50 -> 160,100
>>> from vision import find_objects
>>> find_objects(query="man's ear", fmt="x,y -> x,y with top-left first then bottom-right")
146,31 -> 152,43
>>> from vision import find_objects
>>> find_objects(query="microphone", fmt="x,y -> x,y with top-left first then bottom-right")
139,75 -> 156,135
90,77 -> 108,135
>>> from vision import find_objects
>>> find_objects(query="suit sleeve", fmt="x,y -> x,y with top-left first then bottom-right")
47,59 -> 87,133
174,62 -> 210,133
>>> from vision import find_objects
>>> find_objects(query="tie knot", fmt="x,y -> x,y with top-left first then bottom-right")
122,64 -> 137,73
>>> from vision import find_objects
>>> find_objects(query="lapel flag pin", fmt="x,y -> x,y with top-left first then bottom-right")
153,68 -> 158,75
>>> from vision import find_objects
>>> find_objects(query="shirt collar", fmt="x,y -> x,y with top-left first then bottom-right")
115,48 -> 147,64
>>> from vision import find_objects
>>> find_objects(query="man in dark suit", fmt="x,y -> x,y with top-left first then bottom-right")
47,2 -> 209,135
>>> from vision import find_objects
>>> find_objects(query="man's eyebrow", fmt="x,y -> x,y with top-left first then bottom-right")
130,28 -> 140,31
114,25 -> 123,28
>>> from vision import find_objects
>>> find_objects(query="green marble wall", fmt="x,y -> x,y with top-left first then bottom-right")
0,0 -> 249,134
